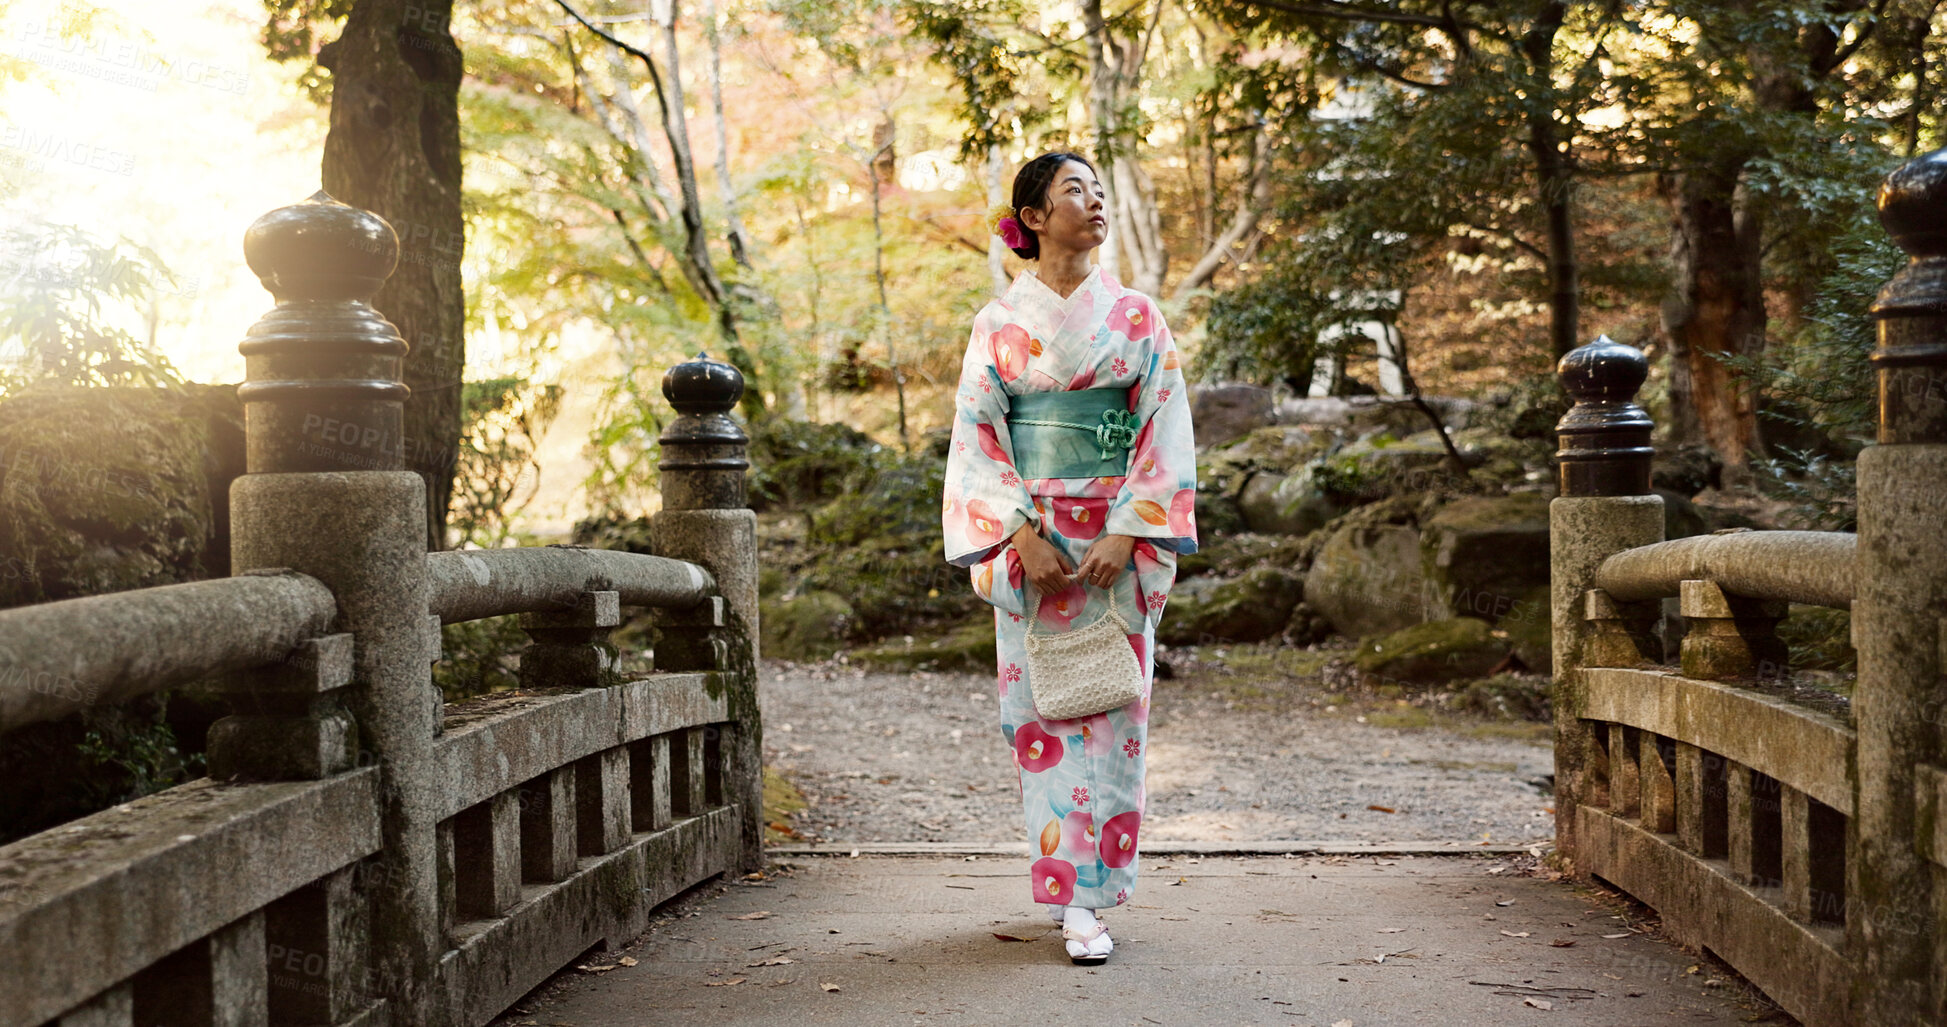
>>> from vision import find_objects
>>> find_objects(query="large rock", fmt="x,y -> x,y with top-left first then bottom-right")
1156,567 -> 1304,646
1419,493 -> 1551,621
1237,466 -> 1355,536
1352,617 -> 1508,685
1190,383 -> 1277,449
1303,521 -> 1427,637
760,590 -> 856,661
1276,396 -> 1475,438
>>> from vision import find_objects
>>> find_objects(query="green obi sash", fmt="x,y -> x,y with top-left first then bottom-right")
1006,388 -> 1138,480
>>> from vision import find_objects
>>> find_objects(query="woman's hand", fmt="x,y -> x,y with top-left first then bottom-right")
1011,523 -> 1075,595
1075,534 -> 1136,589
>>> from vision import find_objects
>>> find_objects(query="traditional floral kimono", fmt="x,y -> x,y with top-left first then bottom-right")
941,267 -> 1198,911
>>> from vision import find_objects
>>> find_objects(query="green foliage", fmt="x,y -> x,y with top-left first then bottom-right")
77,697 -> 203,803
434,615 -> 527,700
450,377 -> 563,548
0,223 -> 181,394
0,385 -> 234,607
747,416 -> 885,510
257,0 -> 354,102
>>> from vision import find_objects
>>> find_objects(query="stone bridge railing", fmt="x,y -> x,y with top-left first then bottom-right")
1551,148 -> 1947,1026
0,195 -> 761,1027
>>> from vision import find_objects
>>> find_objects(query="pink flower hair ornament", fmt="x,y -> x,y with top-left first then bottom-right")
988,202 -> 1028,250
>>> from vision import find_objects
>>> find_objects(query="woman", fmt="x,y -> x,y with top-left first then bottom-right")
941,152 -> 1198,966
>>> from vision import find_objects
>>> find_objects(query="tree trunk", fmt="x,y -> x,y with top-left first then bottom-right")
1659,164 -> 1765,468
703,0 -> 752,268
320,0 -> 465,550
986,141 -> 1010,298
1082,0 -> 1120,280
1113,145 -> 1167,296
1519,1 -> 1578,360
1173,125 -> 1271,298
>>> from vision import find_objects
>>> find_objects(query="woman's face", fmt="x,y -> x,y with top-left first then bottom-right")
1022,161 -> 1107,255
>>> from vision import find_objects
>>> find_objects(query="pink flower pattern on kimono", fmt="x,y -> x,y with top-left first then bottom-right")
1050,496 -> 1110,540
1014,723 -> 1063,773
963,499 -> 1005,547
1100,812 -> 1141,868
1060,810 -> 1095,853
1031,856 -> 1077,904
1106,295 -> 1155,341
993,324 -> 1032,382
1036,580 -> 1088,629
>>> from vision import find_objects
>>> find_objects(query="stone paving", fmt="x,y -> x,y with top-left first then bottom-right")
493,853 -> 1789,1027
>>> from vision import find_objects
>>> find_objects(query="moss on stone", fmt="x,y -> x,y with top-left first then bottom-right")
1156,566 -> 1304,646
851,616 -> 996,674
760,590 -> 855,662
1352,617 -> 1507,685
0,383 -> 243,608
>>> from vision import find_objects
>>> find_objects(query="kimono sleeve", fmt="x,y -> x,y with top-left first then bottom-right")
941,309 -> 1039,567
1104,303 -> 1198,553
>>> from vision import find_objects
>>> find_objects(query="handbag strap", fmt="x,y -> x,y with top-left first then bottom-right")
1024,580 -> 1129,640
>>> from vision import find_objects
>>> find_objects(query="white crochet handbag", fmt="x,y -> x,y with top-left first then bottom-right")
1024,585 -> 1145,721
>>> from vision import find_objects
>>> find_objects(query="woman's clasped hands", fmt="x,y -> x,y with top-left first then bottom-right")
1011,524 -> 1135,593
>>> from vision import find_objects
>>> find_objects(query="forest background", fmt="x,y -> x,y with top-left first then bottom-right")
0,0 -> 1940,832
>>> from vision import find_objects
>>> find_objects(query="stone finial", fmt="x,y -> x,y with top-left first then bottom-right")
1554,335 -> 1655,497
1872,147 -> 1947,444
237,192 -> 410,473
658,352 -> 749,510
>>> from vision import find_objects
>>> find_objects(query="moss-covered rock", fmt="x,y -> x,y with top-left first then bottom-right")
1303,520 -> 1427,638
1450,672 -> 1552,720
1353,617 -> 1508,685
798,459 -> 982,638
1156,566 -> 1304,646
1201,425 -> 1329,498
851,616 -> 997,673
761,590 -> 856,661
1238,465 -> 1358,536
1419,493 -> 1551,620
0,384 -> 243,607
1499,584 -> 1554,675
1189,383 -> 1277,449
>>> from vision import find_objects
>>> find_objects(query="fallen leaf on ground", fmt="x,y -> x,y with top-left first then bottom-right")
820,982 -> 841,992
1499,930 -> 1531,938
747,957 -> 796,967
1601,933 -> 1631,939
1549,938 -> 1575,948
577,964 -> 617,973
618,957 -> 638,967
729,911 -> 774,920
705,977 -> 746,987
1367,805 -> 1396,813
1524,998 -> 1552,1010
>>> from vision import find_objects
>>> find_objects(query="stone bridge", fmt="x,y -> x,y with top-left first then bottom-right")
5,148 -> 1947,1026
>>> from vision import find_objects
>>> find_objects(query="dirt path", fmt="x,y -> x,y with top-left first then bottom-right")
761,644 -> 1556,848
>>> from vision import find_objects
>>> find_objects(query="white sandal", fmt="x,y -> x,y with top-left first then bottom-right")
1062,921 -> 1113,965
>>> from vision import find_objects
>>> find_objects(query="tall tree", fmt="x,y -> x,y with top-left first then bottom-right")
266,0 -> 468,548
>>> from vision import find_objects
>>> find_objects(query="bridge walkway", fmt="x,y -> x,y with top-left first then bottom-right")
493,853 -> 1780,1027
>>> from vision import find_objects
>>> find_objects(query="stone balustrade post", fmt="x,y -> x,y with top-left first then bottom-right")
651,353 -> 764,871
223,193 -> 444,1024
1851,148 -> 1947,1024
1550,335 -> 1665,868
